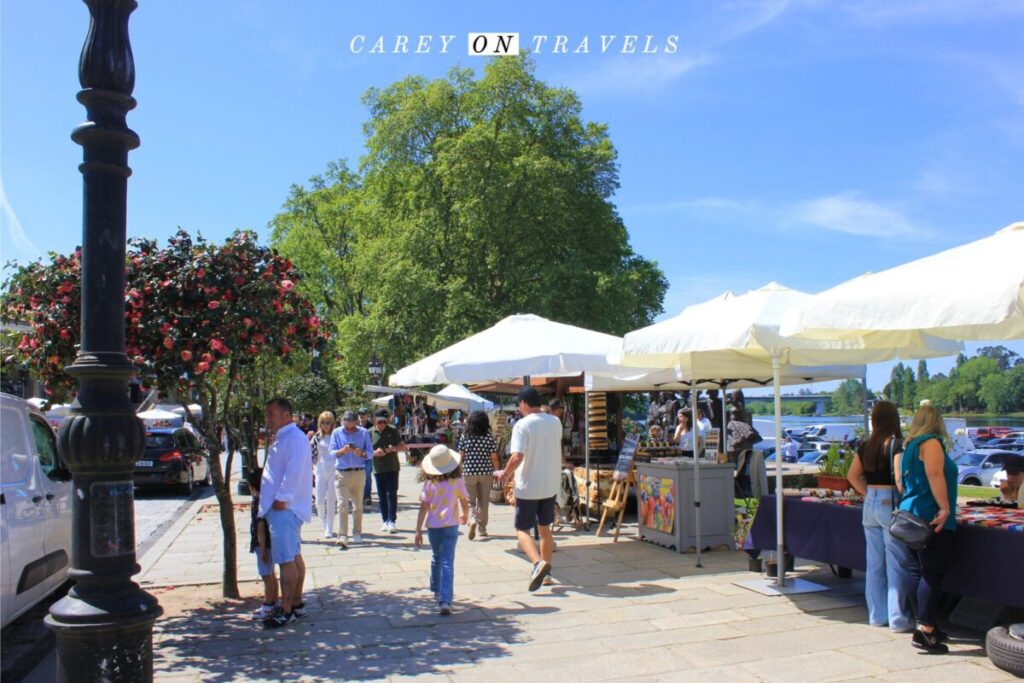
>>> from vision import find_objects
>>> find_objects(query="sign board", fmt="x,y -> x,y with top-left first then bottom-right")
703,428 -> 721,462
613,433 -> 641,481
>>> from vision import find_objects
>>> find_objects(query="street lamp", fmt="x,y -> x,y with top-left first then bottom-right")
368,353 -> 384,385
46,1 -> 162,680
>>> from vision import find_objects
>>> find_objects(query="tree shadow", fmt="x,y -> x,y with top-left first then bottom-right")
155,579 -> 556,680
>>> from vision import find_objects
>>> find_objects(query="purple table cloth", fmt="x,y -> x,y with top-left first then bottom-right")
749,496 -> 1024,609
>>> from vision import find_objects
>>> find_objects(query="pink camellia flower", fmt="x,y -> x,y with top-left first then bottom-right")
59,329 -> 71,339
280,279 -> 295,292
163,337 -> 174,349
196,268 -> 206,279
208,300 -> 220,310
309,316 -> 320,329
195,361 -> 210,373
180,350 -> 193,362
242,317 -> 254,327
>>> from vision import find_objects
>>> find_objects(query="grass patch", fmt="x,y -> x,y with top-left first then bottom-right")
958,484 -> 998,499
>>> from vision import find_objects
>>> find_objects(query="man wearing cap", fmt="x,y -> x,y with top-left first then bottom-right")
330,410 -> 374,546
499,386 -> 563,591
998,454 -> 1024,506
371,409 -> 407,533
358,407 -> 374,507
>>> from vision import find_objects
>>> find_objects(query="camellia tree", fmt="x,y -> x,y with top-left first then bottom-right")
3,229 -> 324,598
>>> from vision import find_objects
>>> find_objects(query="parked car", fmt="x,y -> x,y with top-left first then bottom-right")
955,449 -> 1017,487
133,428 -> 211,493
798,451 -> 828,465
986,437 -> 1024,451
1,392 -> 72,628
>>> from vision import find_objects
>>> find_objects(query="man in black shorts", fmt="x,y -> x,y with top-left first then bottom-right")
499,387 -> 563,591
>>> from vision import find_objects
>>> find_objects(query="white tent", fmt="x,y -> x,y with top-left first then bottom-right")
388,314 -> 623,386
436,384 -> 495,412
585,364 -> 866,393
137,408 -> 184,425
781,221 -> 1024,343
364,385 -> 477,411
617,283 -> 960,582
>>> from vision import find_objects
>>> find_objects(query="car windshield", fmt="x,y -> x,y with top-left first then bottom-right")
798,453 -> 822,463
145,433 -> 175,451
956,452 -> 988,467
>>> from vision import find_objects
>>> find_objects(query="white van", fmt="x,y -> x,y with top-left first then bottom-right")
802,423 -> 859,443
1,392 -> 72,627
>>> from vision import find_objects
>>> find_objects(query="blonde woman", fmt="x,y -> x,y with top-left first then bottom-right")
894,401 -> 957,654
311,411 -> 338,538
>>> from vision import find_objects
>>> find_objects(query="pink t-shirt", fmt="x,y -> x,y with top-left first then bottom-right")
420,478 -> 468,529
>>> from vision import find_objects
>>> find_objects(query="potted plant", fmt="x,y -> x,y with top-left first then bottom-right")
817,443 -> 853,492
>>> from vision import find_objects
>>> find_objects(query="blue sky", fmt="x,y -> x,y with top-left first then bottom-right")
2,1 -> 1022,393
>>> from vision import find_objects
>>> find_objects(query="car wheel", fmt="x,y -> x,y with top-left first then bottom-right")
963,477 -> 981,486
179,467 -> 195,496
987,624 -> 1024,677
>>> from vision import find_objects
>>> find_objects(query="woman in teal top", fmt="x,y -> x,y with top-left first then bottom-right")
895,402 -> 957,654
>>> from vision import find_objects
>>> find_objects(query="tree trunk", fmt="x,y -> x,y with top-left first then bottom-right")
207,448 -> 240,599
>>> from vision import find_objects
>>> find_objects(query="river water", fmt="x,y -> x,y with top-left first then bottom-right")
771,414 -> 1024,430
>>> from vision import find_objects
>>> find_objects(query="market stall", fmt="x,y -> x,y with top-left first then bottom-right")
749,495 -> 1024,609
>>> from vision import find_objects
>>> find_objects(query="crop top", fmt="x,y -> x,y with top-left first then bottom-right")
858,437 -> 903,486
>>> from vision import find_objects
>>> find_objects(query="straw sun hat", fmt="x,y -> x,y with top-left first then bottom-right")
422,444 -> 461,476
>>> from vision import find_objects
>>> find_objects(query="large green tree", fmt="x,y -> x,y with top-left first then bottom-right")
272,55 -> 667,386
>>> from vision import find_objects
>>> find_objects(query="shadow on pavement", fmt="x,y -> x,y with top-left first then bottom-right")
155,579 -> 556,680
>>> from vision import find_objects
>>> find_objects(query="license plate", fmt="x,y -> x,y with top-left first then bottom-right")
135,460 -> 153,467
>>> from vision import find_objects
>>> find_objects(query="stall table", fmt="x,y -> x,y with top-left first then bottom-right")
636,459 -> 735,553
749,496 -> 1024,609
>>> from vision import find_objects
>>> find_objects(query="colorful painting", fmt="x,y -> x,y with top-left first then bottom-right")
639,475 -> 675,534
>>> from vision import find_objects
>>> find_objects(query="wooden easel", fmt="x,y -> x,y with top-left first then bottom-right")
596,463 -> 636,542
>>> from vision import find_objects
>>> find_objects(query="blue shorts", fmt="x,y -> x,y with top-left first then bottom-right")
265,508 -> 302,565
514,496 -> 556,532
255,550 -> 274,577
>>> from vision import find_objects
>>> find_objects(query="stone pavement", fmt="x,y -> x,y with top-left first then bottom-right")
137,465 -> 1015,682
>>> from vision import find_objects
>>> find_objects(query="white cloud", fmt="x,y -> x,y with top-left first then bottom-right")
564,54 -> 713,96
625,191 -> 932,240
833,0 -> 1024,24
788,193 -> 931,239
0,179 -> 41,262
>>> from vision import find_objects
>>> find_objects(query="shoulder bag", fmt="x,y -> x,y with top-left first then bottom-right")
888,437 -> 935,550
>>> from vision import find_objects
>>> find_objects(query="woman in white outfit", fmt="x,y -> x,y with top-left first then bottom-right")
311,411 -> 338,538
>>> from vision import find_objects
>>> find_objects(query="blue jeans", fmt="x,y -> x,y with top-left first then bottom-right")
427,525 -> 459,606
363,459 -> 373,500
375,471 -> 399,524
862,488 -> 916,631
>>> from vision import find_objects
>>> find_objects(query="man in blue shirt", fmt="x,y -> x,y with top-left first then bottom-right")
330,410 -> 374,547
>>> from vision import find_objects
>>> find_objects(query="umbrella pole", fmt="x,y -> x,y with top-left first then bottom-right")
862,369 -> 870,437
584,389 -> 591,529
773,353 -> 785,588
692,377 -> 703,568
721,382 -> 728,458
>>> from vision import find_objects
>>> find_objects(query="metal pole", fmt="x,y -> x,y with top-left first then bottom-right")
692,369 -> 703,568
862,368 -> 870,437
773,353 -> 785,587
584,389 -> 591,527
720,382 -> 728,458
47,1 -> 161,679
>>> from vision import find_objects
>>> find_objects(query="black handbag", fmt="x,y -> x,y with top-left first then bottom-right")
889,508 -> 935,550
888,438 -> 935,550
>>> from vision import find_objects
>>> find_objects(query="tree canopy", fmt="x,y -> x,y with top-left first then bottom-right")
271,55 -> 668,388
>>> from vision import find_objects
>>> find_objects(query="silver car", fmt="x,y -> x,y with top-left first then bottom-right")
956,449 -> 1017,487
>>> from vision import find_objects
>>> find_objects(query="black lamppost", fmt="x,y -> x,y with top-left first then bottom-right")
368,353 -> 384,385
46,1 -> 162,680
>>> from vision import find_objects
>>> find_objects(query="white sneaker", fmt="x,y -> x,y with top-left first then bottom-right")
387,521 -> 397,533
381,522 -> 390,533
353,533 -> 363,544
252,602 -> 278,620
325,531 -> 335,539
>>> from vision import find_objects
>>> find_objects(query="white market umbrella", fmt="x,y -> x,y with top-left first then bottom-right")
617,282 -> 960,580
781,221 -> 1024,344
137,408 -> 183,424
436,384 -> 495,412
388,314 -> 623,386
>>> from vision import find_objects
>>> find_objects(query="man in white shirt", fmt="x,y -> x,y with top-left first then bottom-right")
499,387 -> 562,591
258,397 -> 313,628
782,436 -> 801,463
